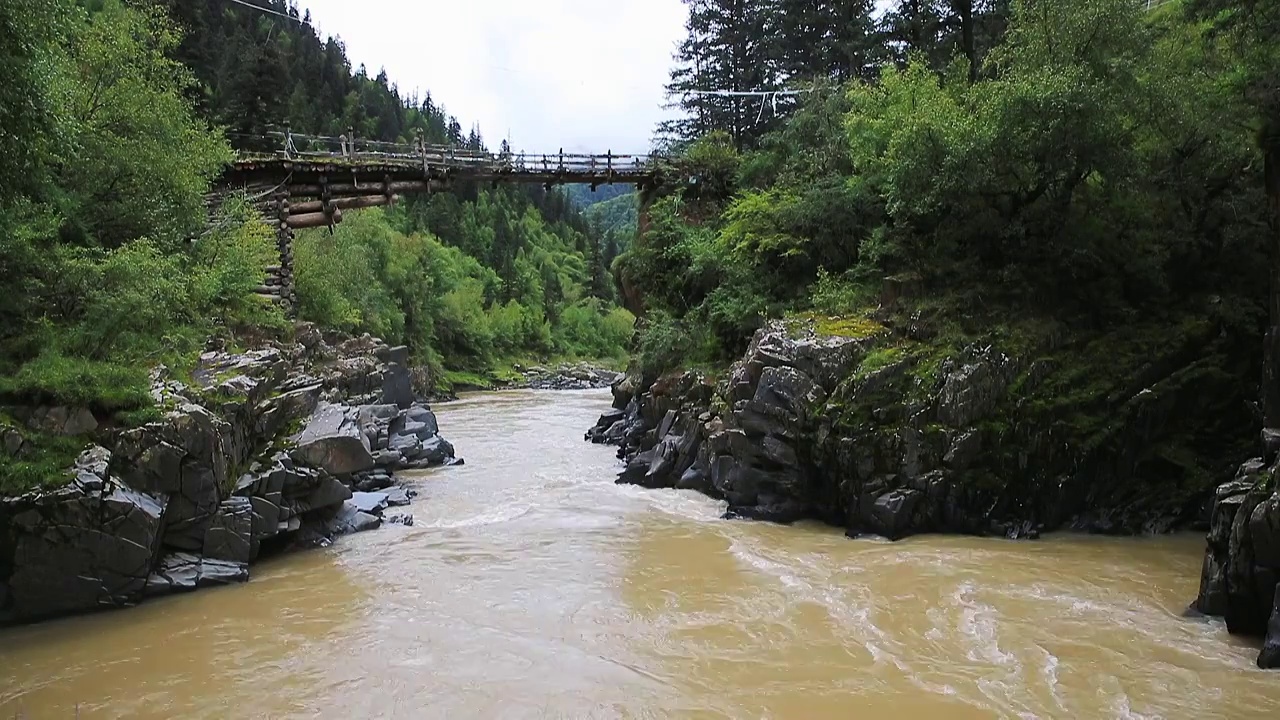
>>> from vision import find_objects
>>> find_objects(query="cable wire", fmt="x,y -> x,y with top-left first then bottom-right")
225,0 -> 307,24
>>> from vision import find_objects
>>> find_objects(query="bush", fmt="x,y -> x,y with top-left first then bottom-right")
0,351 -> 151,412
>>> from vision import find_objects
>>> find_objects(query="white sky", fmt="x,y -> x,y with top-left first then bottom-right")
299,0 -> 689,154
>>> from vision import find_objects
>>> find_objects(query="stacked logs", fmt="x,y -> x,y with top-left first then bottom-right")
255,191 -> 403,314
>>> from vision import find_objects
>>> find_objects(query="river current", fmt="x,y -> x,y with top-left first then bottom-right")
1,390 -> 1278,719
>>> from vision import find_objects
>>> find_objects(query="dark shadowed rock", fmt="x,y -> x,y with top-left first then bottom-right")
1261,586 -> 1280,669
868,489 -> 924,541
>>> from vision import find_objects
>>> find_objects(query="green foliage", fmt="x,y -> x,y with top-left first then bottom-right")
0,1 -> 297,493
58,1 -> 231,246
0,352 -> 151,412
0,429 -> 86,496
630,0 -> 1273,403
294,208 -> 631,377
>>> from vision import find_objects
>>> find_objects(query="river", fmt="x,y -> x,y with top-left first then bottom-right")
1,390 -> 1278,719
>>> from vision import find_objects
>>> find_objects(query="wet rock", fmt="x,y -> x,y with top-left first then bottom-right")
419,435 -> 455,464
202,497 -> 252,564
292,402 -> 375,475
384,486 -> 411,507
145,552 -> 248,597
404,406 -> 440,435
325,501 -> 383,536
351,491 -> 390,515
618,449 -> 656,486
288,475 -> 352,516
385,512 -> 414,527
1261,587 -> 1280,669
868,489 -> 924,541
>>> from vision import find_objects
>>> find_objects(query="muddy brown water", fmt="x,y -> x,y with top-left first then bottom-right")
1,390 -> 1278,719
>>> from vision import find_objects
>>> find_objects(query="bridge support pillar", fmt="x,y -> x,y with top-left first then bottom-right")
273,191 -> 296,317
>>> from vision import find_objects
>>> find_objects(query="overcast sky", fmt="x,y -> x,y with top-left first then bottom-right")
298,0 -> 689,154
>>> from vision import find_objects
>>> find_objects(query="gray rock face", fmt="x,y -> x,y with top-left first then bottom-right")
1192,455 -> 1280,669
381,361 -> 415,409
292,402 -> 375,475
2,329 -> 458,626
202,497 -> 253,564
3,449 -> 165,622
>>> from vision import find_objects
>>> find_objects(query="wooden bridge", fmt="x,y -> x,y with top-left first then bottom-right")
215,129 -> 662,312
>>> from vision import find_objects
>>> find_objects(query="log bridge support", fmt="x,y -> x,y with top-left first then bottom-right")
253,179 -> 409,312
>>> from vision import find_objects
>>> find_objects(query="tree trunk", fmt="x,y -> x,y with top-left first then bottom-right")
955,0 -> 977,82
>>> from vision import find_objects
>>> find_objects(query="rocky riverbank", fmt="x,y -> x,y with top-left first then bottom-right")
0,325 -> 459,625
518,363 -> 622,391
587,313 -> 1280,668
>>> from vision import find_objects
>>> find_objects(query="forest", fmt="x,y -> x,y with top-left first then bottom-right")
628,0 -> 1278,372
0,0 -> 633,490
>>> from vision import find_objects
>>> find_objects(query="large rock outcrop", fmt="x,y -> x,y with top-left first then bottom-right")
1192,456 -> 1280,668
591,314 -> 1254,541
0,327 -> 459,625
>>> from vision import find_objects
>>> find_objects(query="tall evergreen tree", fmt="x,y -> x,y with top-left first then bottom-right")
661,0 -> 778,149
772,0 -> 879,82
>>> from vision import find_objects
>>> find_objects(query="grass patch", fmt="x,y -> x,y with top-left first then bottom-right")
0,432 -> 86,496
785,311 -> 886,340
0,351 -> 152,412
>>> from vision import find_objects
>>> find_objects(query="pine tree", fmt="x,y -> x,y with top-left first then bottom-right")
771,0 -> 880,82
661,0 -> 778,149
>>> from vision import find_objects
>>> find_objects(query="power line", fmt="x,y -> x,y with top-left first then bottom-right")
224,0 -> 308,24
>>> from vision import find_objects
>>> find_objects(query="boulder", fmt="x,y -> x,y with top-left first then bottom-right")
419,435 -> 455,465
288,475 -> 353,516
202,497 -> 253,565
384,486 -> 411,507
62,408 -> 98,436
1261,587 -> 1280,669
407,406 -> 440,434
868,489 -> 924,541
4,451 -> 165,621
325,501 -> 383,536
292,402 -> 375,475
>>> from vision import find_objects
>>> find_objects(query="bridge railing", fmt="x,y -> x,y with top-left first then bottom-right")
228,129 -> 657,177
